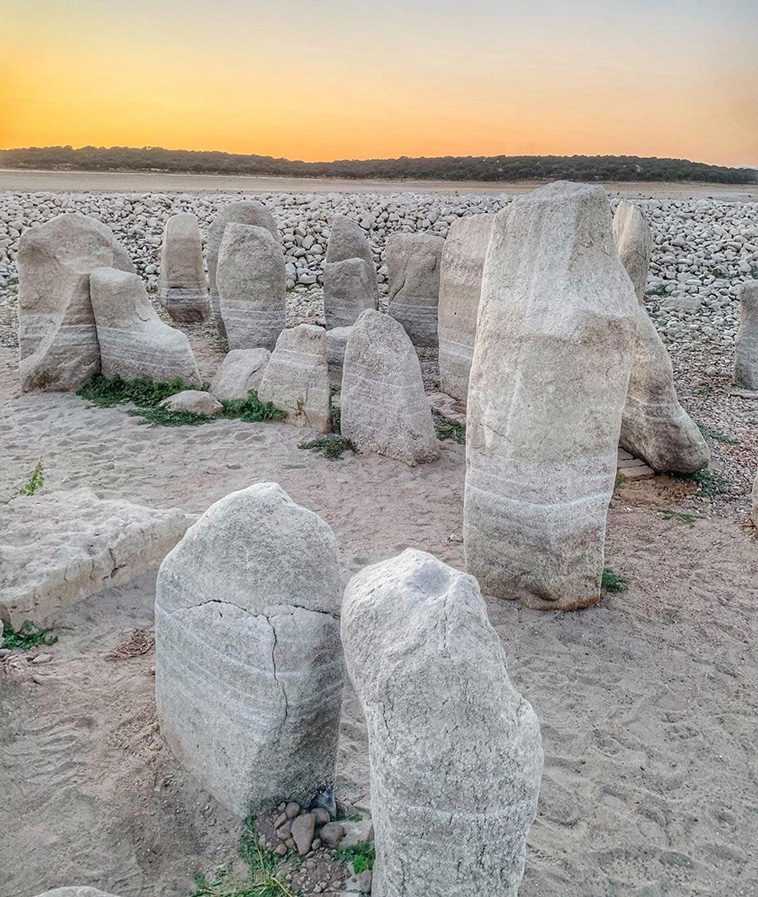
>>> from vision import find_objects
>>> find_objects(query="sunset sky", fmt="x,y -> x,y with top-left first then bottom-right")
3,0 -> 757,167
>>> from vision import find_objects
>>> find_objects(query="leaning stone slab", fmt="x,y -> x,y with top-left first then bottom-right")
323,216 -> 378,329
17,213 -> 129,391
210,348 -> 270,401
438,214 -> 494,404
258,325 -> 331,433
341,310 -> 438,466
0,489 -> 190,628
207,202 -> 278,336
342,549 -> 543,897
465,181 -> 637,610
734,281 -> 758,392
386,233 -> 445,347
155,483 -> 343,818
217,224 -> 286,351
159,213 -> 209,322
90,267 -> 201,387
613,201 -> 652,303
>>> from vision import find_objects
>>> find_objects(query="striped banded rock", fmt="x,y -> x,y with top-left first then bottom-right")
217,224 -> 285,351
438,214 -> 494,404
207,201 -> 278,337
734,281 -> 758,392
341,310 -> 438,467
159,212 -> 209,322
90,267 -> 200,386
465,181 -> 638,610
156,483 -> 343,818
386,233 -> 445,347
612,201 -> 652,304
323,216 -> 378,329
342,549 -> 543,897
209,348 -> 270,401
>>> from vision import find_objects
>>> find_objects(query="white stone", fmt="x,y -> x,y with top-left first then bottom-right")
734,281 -> 758,391
209,349 -> 270,401
613,201 -> 653,303
324,326 -> 352,371
342,549 -> 543,897
159,212 -> 209,323
386,233 -> 445,347
323,216 -> 378,329
155,483 -> 343,818
158,390 -> 222,416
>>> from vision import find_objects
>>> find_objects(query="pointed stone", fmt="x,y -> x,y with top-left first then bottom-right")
734,281 -> 758,392
342,549 -> 543,897
159,212 -> 209,322
386,233 -> 445,347
613,201 -> 653,303
210,348 -> 271,401
323,216 -> 378,329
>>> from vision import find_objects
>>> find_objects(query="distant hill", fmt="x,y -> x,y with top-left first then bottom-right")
1,145 -> 756,184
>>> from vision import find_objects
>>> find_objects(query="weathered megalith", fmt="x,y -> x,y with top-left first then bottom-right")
465,181 -> 637,610
341,310 -> 438,466
257,324 -> 331,433
217,224 -> 286,351
386,233 -> 445,347
324,326 -> 352,372
342,549 -> 543,897
621,308 -> 710,472
207,201 -> 278,335
323,216 -> 378,329
155,483 -> 343,818
613,201 -> 652,303
734,281 -> 758,392
159,212 -> 209,322
438,214 -> 494,404
17,213 -> 130,391
210,348 -> 270,401
90,267 -> 201,386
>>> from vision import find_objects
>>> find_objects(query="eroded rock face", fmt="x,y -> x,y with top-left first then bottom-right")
207,201 -> 278,336
217,224 -> 286,351
89,267 -> 201,387
210,348 -> 271,401
0,488 -> 190,627
257,325 -> 331,433
342,549 -> 543,897
613,201 -> 653,304
155,483 -> 343,819
323,216 -> 378,329
465,181 -> 637,610
735,281 -> 758,391
386,233 -> 445,347
341,310 -> 438,466
17,213 -> 127,391
159,213 -> 209,322
438,214 -> 494,404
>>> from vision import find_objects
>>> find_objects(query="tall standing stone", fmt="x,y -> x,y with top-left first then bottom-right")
257,324 -> 331,433
323,216 -> 378,329
217,223 -> 285,351
90,267 -> 201,386
342,549 -> 543,897
159,212 -> 209,322
17,213 -> 128,391
341,310 -> 438,466
613,201 -> 652,303
438,214 -> 494,404
156,483 -> 343,819
386,233 -> 445,347
734,281 -> 758,392
465,181 -> 637,610
207,201 -> 278,336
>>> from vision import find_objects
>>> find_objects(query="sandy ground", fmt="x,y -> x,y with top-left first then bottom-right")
1,340 -> 758,897
1,169 -> 757,201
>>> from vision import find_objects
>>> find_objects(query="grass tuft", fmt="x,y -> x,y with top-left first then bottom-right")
77,373 -> 196,408
697,422 -> 738,445
602,568 -> 629,594
3,460 -> 45,504
338,841 -> 375,874
3,620 -> 58,651
299,435 -> 357,461
432,410 -> 466,445
659,508 -> 698,527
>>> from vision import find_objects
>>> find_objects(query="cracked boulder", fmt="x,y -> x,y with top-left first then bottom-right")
342,549 -> 543,897
323,216 -> 378,329
159,212 -> 210,322
155,483 -> 343,819
386,233 -> 445,347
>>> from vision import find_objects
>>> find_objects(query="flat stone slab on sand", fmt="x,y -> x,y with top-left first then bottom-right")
0,488 -> 190,627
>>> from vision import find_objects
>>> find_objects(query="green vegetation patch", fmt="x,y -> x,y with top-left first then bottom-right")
675,468 -> 730,498
77,373 -> 196,408
659,508 -> 699,527
3,620 -> 58,651
432,410 -> 466,445
299,435 -> 357,461
697,422 -> 738,445
3,460 -> 45,504
338,841 -> 375,874
602,568 -> 629,594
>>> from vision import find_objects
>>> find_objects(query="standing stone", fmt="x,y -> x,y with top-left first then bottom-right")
323,216 -> 378,329
210,348 -> 270,401
465,181 -> 637,610
341,310 -> 438,466
734,281 -> 758,392
207,201 -> 278,336
621,308 -> 710,472
324,326 -> 352,373
342,549 -> 543,897
258,325 -> 331,433
613,201 -> 652,303
90,267 -> 201,386
159,213 -> 209,322
217,224 -> 285,351
752,470 -> 758,524
386,233 -> 445,347
438,214 -> 494,404
155,483 -> 343,818
17,213 -> 128,391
